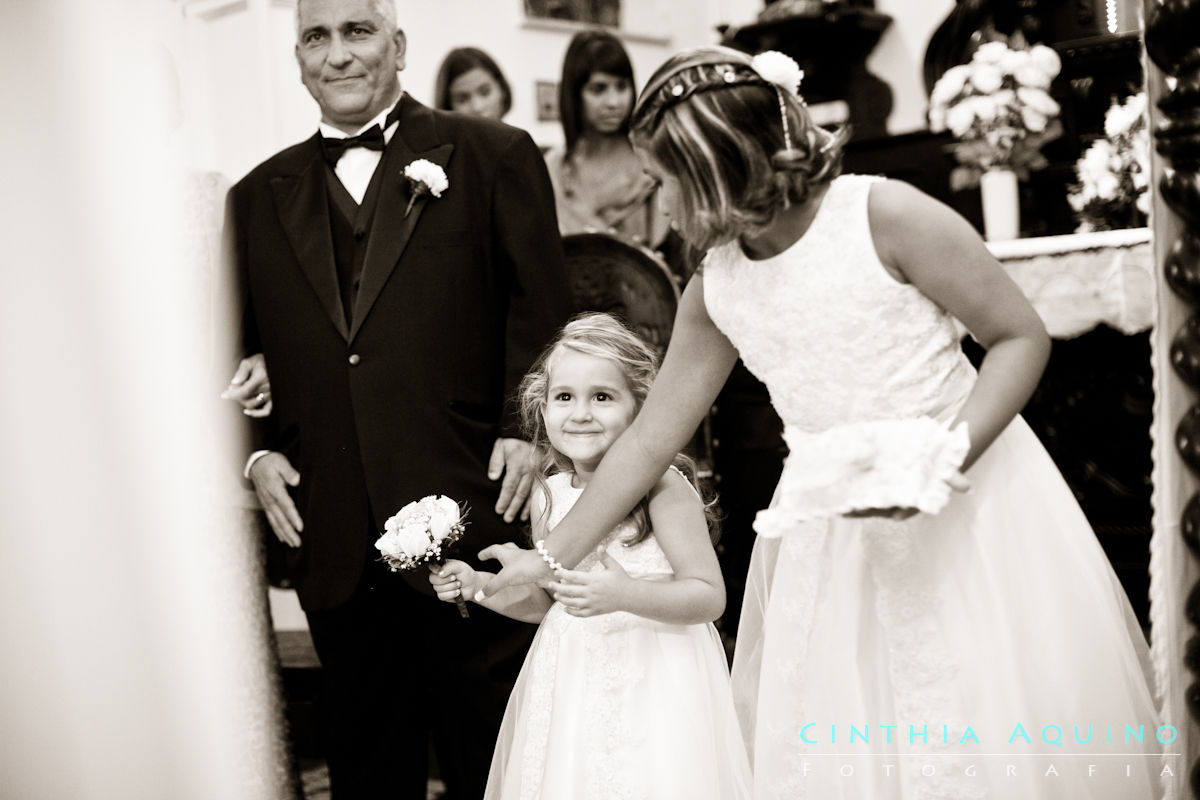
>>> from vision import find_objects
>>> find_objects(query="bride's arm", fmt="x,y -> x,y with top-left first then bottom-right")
481,275 -> 739,597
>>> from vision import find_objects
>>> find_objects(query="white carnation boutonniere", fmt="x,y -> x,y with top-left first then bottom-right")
402,159 -> 448,218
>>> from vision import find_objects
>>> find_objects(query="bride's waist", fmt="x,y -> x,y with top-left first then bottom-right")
778,378 -> 973,431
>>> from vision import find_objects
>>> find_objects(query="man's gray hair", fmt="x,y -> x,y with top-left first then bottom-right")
295,0 -> 398,38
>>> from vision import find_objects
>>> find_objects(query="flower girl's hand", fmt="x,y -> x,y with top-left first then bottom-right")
429,560 -> 484,604
549,551 -> 631,617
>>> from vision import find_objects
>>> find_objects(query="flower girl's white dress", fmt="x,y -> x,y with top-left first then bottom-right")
483,470 -> 752,800
706,175 -> 1163,799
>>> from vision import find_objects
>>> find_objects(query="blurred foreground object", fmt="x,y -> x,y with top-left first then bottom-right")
0,2 -> 287,798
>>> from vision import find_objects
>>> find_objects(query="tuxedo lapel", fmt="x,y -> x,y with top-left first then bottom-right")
350,96 -> 454,343
271,136 -> 350,340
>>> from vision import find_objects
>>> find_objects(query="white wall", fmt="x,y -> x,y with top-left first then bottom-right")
871,0 -> 954,134
175,0 -> 765,183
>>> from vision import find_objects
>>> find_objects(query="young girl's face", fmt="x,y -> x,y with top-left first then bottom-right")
542,348 -> 638,472
634,145 -> 683,224
581,71 -> 633,135
448,66 -> 505,120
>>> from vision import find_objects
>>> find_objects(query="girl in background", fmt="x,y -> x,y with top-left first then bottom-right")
434,46 -> 512,121
545,31 -> 670,250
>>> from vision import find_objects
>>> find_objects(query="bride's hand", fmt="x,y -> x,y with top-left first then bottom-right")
476,546 -> 554,601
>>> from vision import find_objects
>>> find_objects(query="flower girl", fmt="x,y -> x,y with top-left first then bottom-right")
430,313 -> 751,799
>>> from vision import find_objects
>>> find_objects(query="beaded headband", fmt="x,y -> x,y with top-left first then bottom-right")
631,47 -> 806,155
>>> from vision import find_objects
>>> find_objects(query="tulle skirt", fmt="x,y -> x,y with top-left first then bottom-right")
731,417 -> 1165,799
485,604 -> 752,800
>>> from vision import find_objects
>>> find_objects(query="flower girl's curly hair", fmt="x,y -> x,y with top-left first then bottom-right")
518,312 -> 718,545
630,46 -> 849,252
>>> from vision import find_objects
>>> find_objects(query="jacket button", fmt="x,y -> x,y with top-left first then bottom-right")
348,354 -> 361,366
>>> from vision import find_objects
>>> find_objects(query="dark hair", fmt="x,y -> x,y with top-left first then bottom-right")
558,30 -> 635,158
433,46 -> 512,117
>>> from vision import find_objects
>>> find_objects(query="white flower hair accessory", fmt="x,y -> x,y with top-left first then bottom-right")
402,159 -> 449,218
750,51 -> 805,155
750,50 -> 805,97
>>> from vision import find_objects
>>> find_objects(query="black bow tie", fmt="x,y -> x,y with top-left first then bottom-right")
322,125 -> 386,166
321,102 -> 404,167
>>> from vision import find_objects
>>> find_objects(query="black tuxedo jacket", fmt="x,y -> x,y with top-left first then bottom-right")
227,95 -> 570,611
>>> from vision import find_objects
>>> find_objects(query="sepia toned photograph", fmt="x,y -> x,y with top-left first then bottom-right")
0,0 -> 1192,798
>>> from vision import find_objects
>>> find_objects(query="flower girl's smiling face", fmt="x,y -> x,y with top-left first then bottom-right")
543,348 -> 638,473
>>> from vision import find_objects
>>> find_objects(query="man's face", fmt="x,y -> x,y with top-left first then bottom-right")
295,0 -> 405,132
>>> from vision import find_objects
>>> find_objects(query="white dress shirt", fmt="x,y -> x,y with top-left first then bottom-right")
317,101 -> 400,204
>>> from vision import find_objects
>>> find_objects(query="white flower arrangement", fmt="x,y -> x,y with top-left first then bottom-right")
376,494 -> 470,616
928,39 -> 1063,190
402,159 -> 449,217
1067,92 -> 1150,232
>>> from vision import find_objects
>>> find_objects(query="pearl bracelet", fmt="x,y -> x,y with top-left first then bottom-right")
534,539 -> 563,572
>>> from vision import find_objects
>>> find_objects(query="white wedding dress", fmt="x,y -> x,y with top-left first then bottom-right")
706,174 -> 1163,799
484,471 -> 753,800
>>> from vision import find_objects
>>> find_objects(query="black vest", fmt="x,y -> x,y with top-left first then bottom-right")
326,162 -> 386,327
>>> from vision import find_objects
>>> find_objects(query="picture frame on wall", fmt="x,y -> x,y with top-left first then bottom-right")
536,81 -> 559,122
524,0 -> 620,27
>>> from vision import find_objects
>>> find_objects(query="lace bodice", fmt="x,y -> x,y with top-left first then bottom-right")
543,472 -> 673,579
702,174 -> 976,432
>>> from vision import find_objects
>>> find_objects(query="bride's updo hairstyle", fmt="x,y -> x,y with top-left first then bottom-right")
629,46 -> 848,251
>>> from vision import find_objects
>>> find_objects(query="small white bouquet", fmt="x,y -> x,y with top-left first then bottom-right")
928,39 -> 1063,190
1067,92 -> 1150,232
376,494 -> 470,617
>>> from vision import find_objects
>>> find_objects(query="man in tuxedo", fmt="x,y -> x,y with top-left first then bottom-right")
224,0 -> 570,796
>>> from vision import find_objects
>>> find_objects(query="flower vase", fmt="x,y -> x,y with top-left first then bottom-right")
979,169 -> 1020,241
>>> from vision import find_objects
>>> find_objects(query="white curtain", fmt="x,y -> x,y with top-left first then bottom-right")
0,1 -> 286,797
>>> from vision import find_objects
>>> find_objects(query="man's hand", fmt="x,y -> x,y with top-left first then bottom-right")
221,353 -> 272,417
487,438 -> 535,523
475,545 -> 552,601
249,452 -> 303,547
548,551 -> 631,617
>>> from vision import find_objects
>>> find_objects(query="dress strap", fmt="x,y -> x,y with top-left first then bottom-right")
666,464 -> 705,504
